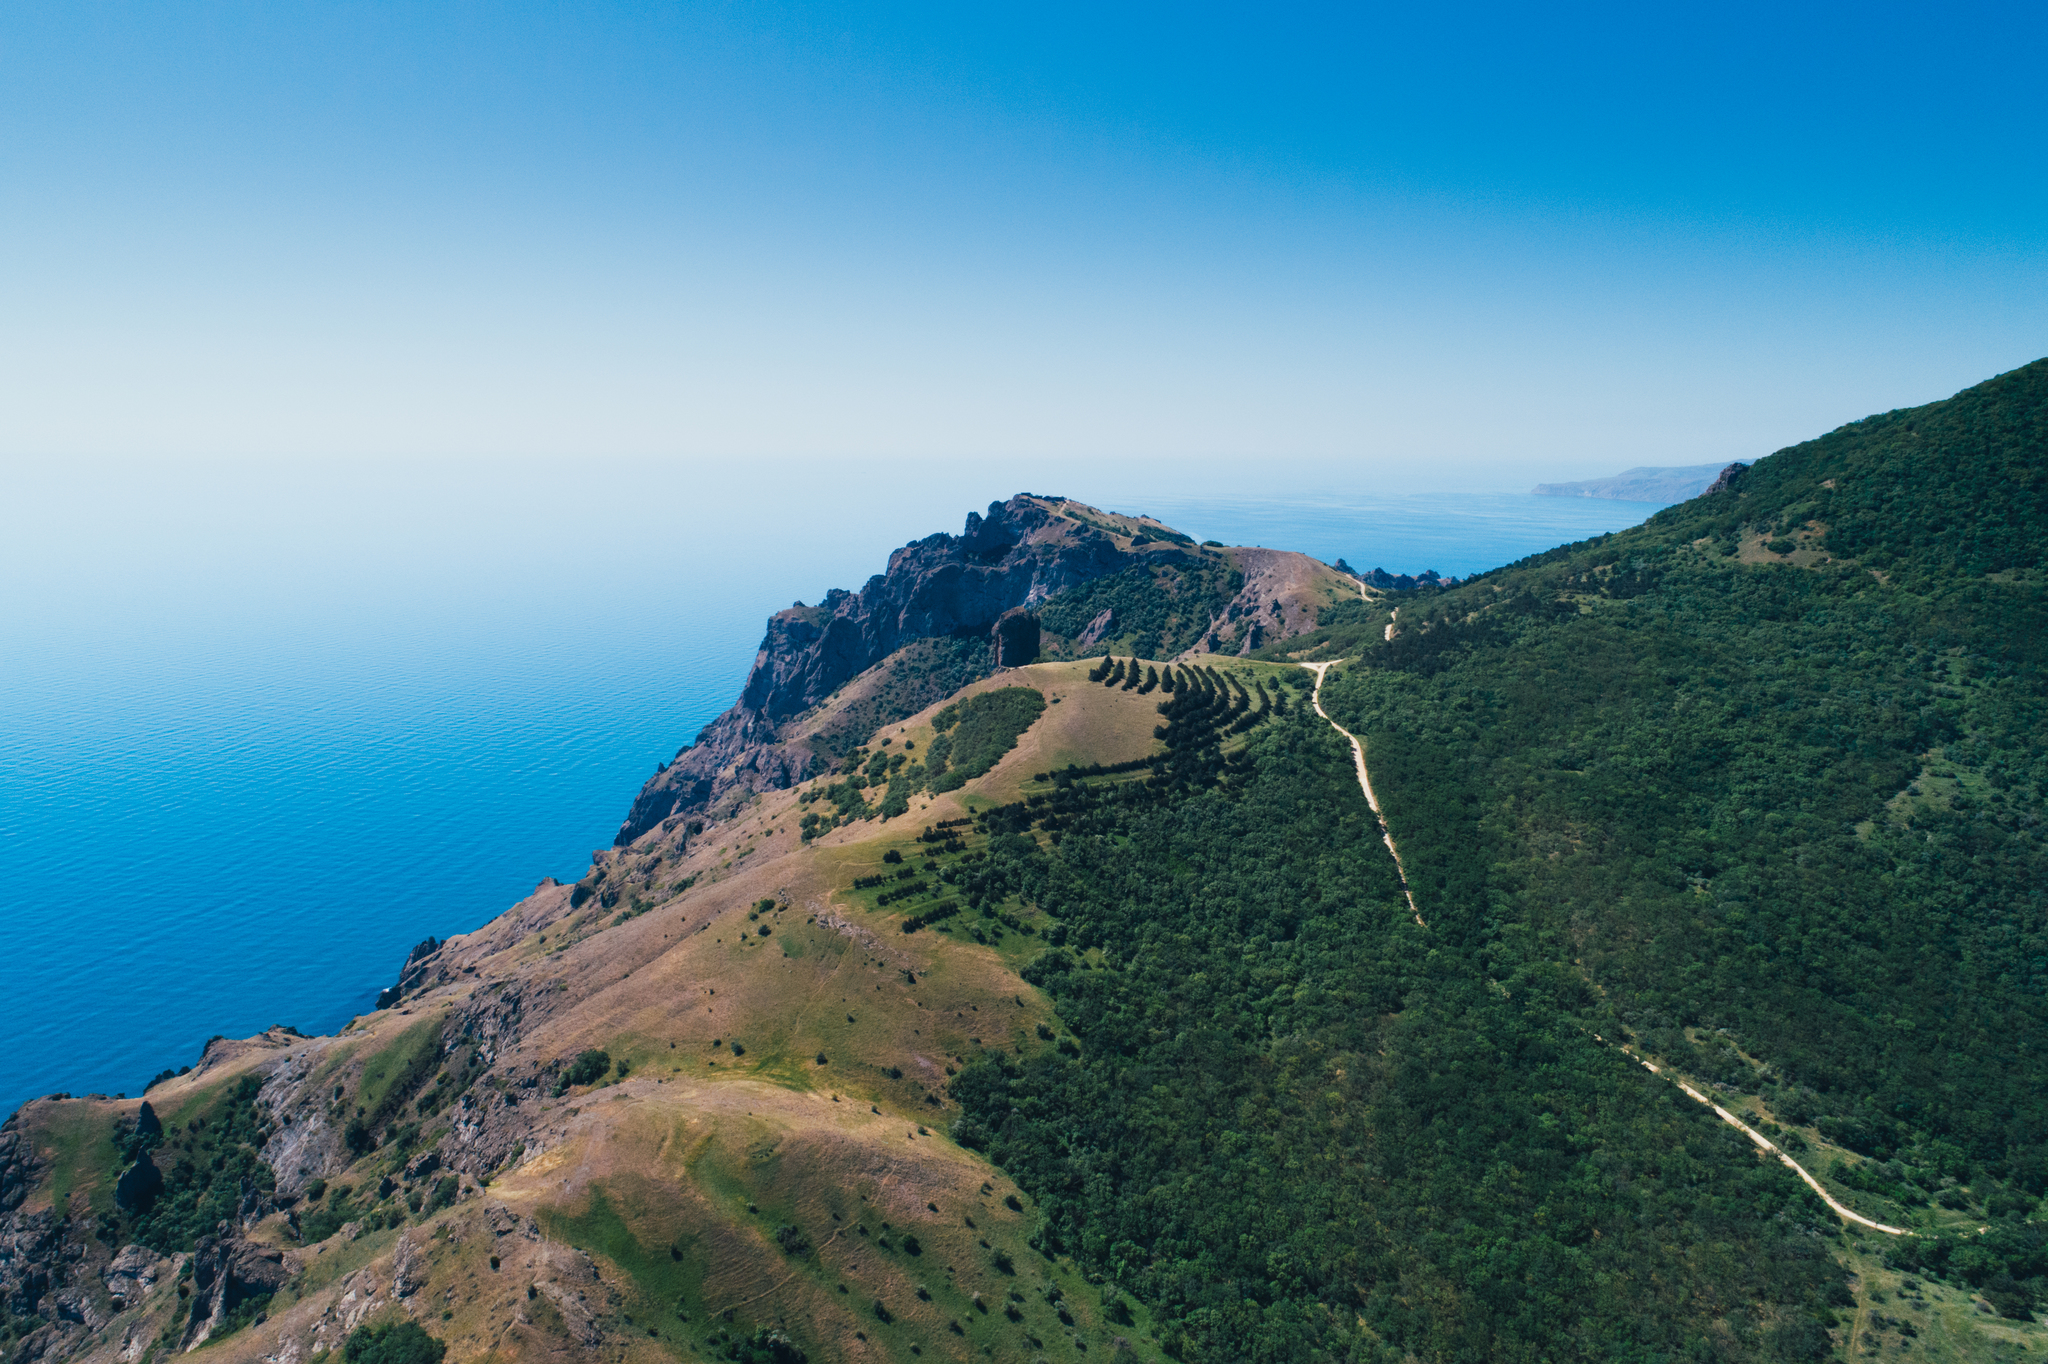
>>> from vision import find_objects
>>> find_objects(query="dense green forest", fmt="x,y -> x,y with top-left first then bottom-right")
950,360 -> 2047,1360
950,709 -> 1844,1362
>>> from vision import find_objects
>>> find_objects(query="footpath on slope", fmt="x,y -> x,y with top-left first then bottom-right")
1301,661 -> 1425,927
1301,656 -> 1910,1236
1618,1045 -> 1911,1236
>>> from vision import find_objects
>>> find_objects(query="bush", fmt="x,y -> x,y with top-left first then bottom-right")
1985,1273 -> 2036,1320
343,1320 -> 446,1364
774,1224 -> 811,1256
556,1049 -> 610,1093
423,1176 -> 460,1216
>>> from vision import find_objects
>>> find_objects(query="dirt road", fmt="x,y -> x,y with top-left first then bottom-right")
1301,661 -> 1425,926
1618,1046 -> 1910,1234
1300,657 -> 1909,1235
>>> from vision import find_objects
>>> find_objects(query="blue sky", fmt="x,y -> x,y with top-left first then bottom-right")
2,1 -> 2042,487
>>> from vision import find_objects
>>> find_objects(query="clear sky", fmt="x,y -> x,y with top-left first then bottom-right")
3,0 -> 2042,488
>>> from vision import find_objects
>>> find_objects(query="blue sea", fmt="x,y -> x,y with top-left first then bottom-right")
0,460 -> 1663,1116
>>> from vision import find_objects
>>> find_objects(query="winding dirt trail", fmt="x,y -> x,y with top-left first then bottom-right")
1301,661 -> 1425,927
1300,653 -> 1909,1234
1617,1045 -> 1910,1235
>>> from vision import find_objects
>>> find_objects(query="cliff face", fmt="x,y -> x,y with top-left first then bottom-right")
615,495 -> 1135,843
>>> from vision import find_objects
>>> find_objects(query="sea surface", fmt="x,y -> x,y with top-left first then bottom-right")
0,461 -> 1663,1115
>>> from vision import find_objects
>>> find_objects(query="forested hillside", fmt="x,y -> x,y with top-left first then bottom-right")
1302,360 -> 2048,1315
947,360 -> 2048,1361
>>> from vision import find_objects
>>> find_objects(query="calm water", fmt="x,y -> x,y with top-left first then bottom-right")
0,461 -> 1660,1115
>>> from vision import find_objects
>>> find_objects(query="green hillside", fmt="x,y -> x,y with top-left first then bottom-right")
944,361 -> 2048,1361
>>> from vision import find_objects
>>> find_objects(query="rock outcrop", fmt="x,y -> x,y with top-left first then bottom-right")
376,936 -> 444,1008
1704,461 -> 1750,495
181,1231 -> 288,1349
615,495 -> 1138,842
101,1244 -> 165,1312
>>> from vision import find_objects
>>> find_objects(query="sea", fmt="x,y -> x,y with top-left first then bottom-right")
0,460 -> 1666,1116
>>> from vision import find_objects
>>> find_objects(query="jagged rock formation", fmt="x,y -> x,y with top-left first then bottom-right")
616,495 -> 1358,843
615,495 -> 1138,842
180,1232 -> 288,1350
376,936 -> 445,1008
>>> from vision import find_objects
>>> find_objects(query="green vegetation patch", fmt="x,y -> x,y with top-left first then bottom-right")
353,1015 -> 446,1128
808,634 -> 997,760
112,1074 -> 278,1254
342,1318 -> 446,1364
950,709 -> 1849,1361
1037,558 -> 1241,659
31,1102 -> 123,1216
540,1181 -> 710,1330
926,686 -> 1046,792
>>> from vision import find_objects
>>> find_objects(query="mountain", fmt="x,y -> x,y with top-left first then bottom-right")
1533,461 -> 1734,503
2,361 -> 2044,1364
614,494 -> 1350,843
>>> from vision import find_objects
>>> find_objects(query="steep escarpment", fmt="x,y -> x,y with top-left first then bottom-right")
615,493 -> 1349,843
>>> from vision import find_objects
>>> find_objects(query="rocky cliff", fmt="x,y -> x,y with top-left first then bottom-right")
613,494 -> 1149,843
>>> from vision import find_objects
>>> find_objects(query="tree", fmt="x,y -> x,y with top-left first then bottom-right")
344,1320 -> 446,1364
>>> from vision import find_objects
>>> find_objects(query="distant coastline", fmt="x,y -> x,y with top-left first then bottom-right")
1532,462 -> 1729,503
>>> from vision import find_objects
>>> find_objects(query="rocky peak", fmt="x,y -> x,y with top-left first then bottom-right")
615,494 -> 1136,844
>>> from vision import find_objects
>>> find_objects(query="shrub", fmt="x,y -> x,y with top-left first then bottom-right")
343,1320 -> 446,1364
423,1175 -> 459,1216
774,1224 -> 811,1256
729,1329 -> 806,1363
1985,1273 -> 2036,1320
559,1050 -> 610,1090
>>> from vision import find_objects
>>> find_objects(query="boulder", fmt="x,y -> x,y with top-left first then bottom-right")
103,1244 -> 163,1310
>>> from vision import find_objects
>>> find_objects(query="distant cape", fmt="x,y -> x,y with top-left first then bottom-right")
1532,462 -> 1730,504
